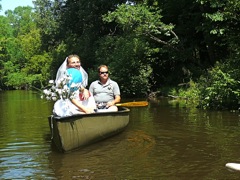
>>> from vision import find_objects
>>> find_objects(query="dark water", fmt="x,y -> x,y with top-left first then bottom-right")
0,91 -> 240,179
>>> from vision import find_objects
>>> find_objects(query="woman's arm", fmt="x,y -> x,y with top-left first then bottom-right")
79,85 -> 90,100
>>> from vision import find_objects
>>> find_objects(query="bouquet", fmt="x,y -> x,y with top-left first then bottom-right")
41,73 -> 80,101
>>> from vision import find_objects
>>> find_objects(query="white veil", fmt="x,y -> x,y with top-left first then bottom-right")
55,57 -> 88,87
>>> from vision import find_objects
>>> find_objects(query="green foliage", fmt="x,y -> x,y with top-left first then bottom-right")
2,61 -> 26,89
169,61 -> 240,110
5,6 -> 36,36
100,2 -> 182,96
168,49 -> 240,110
18,29 -> 41,60
33,0 -> 62,50
103,3 -> 179,47
54,0 -> 127,69
95,35 -> 152,97
0,5 -> 52,90
22,53 -> 52,87
200,0 -> 239,35
4,72 -> 42,89
197,62 -> 240,110
0,16 -> 13,63
170,80 -> 200,100
4,72 -> 28,89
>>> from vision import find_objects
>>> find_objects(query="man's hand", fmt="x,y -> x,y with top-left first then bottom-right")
106,101 -> 115,108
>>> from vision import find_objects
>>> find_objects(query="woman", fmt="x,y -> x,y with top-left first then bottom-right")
56,54 -> 89,99
53,55 -> 96,116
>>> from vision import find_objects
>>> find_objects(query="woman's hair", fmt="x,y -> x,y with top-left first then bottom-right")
67,54 -> 80,65
98,65 -> 108,72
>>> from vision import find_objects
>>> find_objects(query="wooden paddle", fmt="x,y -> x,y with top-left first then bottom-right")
116,101 -> 148,107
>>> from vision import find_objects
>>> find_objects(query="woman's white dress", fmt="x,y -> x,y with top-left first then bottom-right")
53,89 -> 96,117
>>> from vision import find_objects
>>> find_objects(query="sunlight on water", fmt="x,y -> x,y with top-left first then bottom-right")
1,91 -> 240,179
0,91 -> 54,179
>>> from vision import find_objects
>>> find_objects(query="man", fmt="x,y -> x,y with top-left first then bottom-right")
89,65 -> 121,111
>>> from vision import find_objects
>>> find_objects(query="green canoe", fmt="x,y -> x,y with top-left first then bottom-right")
48,107 -> 130,152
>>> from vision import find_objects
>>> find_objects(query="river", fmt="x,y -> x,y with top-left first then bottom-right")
0,90 -> 240,179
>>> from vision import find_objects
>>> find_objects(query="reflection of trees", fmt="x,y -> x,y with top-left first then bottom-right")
161,99 -> 240,177
0,91 -> 53,179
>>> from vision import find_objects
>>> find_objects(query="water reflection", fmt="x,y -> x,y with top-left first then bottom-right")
0,91 -> 240,179
0,91 -> 53,179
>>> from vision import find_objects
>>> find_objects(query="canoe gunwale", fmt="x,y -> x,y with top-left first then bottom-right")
50,106 -> 130,121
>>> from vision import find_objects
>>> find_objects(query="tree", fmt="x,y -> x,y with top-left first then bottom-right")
103,3 -> 179,47
0,5 -> 52,89
56,0 -> 128,68
94,35 -> 152,97
33,0 -> 63,51
101,3 -> 181,93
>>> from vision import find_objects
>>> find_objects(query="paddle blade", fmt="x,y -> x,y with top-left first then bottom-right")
116,101 -> 148,107
226,163 -> 240,171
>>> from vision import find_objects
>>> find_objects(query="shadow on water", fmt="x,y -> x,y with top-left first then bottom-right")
1,91 -> 240,179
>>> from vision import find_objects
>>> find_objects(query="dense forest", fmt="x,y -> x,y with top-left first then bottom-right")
0,0 -> 239,110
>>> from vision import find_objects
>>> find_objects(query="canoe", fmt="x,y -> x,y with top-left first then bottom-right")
48,106 -> 130,152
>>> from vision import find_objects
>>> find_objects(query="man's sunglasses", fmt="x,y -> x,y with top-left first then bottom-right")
100,71 -> 108,74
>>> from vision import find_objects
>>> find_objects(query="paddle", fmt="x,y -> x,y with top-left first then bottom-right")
226,163 -> 240,171
116,101 -> 148,107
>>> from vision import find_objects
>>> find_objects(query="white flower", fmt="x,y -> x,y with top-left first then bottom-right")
42,74 -> 81,101
51,92 -> 57,97
43,89 -> 51,95
56,79 -> 62,86
63,85 -> 68,91
56,89 -> 62,95
52,96 -> 57,101
49,80 -> 54,84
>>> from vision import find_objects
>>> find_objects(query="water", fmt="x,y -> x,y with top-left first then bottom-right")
0,91 -> 240,179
